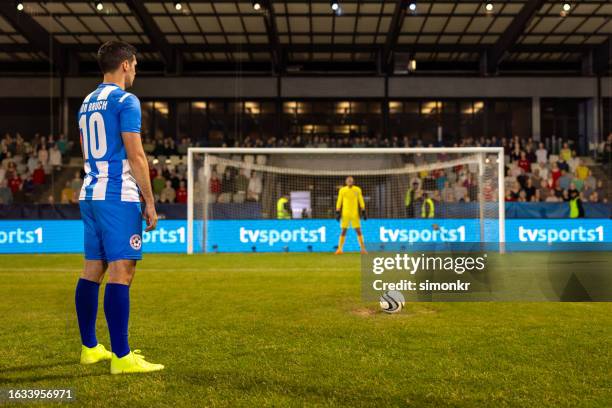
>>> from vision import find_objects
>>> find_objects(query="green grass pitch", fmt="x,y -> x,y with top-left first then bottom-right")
0,253 -> 611,407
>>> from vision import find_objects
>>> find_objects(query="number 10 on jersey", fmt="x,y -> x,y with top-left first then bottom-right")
80,112 -> 107,159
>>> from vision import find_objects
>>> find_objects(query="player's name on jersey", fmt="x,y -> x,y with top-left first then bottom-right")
79,100 -> 109,114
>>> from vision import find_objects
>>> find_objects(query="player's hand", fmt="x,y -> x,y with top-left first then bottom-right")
361,210 -> 367,221
335,211 -> 341,221
143,202 -> 158,232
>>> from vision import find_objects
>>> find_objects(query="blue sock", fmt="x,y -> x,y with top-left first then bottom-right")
75,278 -> 100,348
104,283 -> 131,358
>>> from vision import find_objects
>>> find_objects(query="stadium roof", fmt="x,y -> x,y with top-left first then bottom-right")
0,0 -> 610,75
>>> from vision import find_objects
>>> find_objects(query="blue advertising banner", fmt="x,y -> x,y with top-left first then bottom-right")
204,219 -> 612,253
0,220 -> 187,254
0,219 -> 610,254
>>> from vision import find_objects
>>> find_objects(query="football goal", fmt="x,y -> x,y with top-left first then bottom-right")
187,147 -> 505,254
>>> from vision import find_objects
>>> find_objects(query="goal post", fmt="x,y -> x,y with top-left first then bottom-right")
187,147 -> 505,254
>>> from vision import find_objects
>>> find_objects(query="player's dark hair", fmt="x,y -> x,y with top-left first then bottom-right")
97,41 -> 137,74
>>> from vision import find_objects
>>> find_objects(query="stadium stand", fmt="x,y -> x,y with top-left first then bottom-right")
0,131 -> 609,213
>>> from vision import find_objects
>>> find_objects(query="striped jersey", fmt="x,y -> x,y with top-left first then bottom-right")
78,83 -> 141,201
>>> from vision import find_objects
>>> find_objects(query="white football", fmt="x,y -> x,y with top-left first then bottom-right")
379,290 -> 405,314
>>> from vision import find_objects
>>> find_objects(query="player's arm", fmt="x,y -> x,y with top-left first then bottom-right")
335,188 -> 343,221
120,94 -> 157,232
123,133 -> 157,231
358,187 -> 367,220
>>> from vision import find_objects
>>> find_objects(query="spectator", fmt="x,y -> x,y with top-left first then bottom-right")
27,155 -> 38,174
550,162 -> 561,187
509,182 -> 521,201
60,181 -> 75,204
70,171 -> 82,192
49,144 -> 62,168
169,170 -> 181,190
568,150 -> 580,174
575,159 -> 589,180
536,162 -> 549,181
152,139 -> 165,156
209,171 -> 221,195
56,134 -> 68,155
160,180 -> 176,203
22,174 -> 35,201
32,164 -> 46,185
557,169 -> 571,191
535,142 -> 547,164
572,175 -> 584,192
531,168 -> 542,190
510,145 -> 521,162
409,175 -> 422,191
235,169 -> 249,193
588,191 -> 601,203
221,169 -> 235,194
584,170 -> 596,192
8,173 -> 22,194
177,138 -> 189,155
594,180 -> 607,203
441,180 -> 454,202
568,189 -> 584,218
453,182 -> 467,203
0,179 -> 12,204
176,180 -> 187,203
517,151 -> 531,173
1,151 -> 13,169
538,179 -> 551,198
0,164 -> 5,185
523,178 -> 536,201
567,182 -> 579,198
38,146 -> 49,167
149,162 -> 158,181
544,189 -> 560,202
557,156 -> 569,172
560,142 -> 572,162
247,171 -> 262,201
176,159 -> 187,175
152,173 -> 166,200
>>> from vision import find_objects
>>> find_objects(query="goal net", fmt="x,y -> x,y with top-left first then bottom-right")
187,148 -> 505,254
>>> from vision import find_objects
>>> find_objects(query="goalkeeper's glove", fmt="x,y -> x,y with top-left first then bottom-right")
335,211 -> 341,221
361,209 -> 367,221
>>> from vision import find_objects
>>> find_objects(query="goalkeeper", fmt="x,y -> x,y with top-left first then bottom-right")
335,176 -> 367,255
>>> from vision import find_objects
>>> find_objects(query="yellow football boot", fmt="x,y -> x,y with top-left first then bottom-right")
110,350 -> 164,375
80,344 -> 112,365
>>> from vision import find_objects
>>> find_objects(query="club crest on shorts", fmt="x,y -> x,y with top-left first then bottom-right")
129,234 -> 142,250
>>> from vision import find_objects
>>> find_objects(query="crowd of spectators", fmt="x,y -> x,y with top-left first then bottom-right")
150,160 -> 188,204
0,133 -> 71,205
205,167 -> 263,203
214,131 -> 612,162
502,139 -> 607,204
1,130 -> 609,207
143,137 -> 190,157
205,134 -> 608,207
401,136 -> 607,208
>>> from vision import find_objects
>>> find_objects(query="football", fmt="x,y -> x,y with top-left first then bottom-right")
379,290 -> 405,314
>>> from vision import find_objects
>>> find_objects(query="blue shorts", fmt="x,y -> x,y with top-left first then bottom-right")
79,200 -> 143,262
